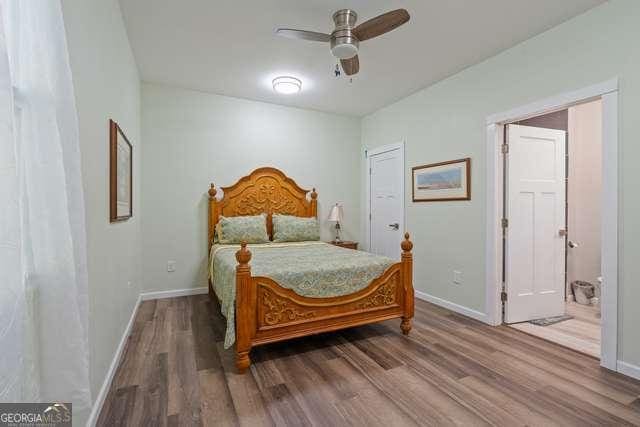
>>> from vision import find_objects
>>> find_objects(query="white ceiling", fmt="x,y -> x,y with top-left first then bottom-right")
119,0 -> 605,117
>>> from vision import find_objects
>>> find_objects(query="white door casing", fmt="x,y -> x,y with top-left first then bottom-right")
485,79 -> 618,370
368,144 -> 404,260
505,124 -> 567,323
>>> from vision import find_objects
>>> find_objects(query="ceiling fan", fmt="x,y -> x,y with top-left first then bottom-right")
276,8 -> 410,76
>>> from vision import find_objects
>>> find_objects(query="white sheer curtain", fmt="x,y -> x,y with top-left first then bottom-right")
0,0 -> 91,417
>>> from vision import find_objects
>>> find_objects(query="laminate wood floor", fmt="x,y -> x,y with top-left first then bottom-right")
510,301 -> 601,358
97,295 -> 640,426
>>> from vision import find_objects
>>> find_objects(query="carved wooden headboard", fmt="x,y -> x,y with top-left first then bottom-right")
208,167 -> 318,244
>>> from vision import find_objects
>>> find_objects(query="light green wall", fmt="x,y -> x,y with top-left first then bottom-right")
62,0 -> 142,421
361,0 -> 639,366
141,83 -> 362,293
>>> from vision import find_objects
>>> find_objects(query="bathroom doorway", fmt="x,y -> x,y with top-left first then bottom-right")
504,100 -> 603,358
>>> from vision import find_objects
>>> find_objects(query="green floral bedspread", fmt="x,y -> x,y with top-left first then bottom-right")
209,241 -> 395,348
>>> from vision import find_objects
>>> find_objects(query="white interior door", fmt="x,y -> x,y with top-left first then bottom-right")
505,124 -> 566,323
369,146 -> 403,259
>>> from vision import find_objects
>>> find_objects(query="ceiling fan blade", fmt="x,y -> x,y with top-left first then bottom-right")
352,9 -> 410,41
276,28 -> 331,42
341,55 -> 359,76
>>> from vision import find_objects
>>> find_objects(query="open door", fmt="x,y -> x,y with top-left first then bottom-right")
505,124 -> 566,323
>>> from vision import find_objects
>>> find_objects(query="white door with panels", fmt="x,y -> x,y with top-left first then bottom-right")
505,124 -> 566,323
369,145 -> 404,260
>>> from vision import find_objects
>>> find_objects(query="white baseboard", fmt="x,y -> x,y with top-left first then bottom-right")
415,290 -> 490,324
617,361 -> 640,381
87,294 -> 142,426
140,286 -> 208,301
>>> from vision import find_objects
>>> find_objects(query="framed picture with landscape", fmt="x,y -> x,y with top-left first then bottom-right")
109,119 -> 133,222
412,157 -> 471,202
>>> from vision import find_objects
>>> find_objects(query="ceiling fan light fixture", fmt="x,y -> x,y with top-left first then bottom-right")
275,8 -> 410,76
331,43 -> 358,60
272,76 -> 302,94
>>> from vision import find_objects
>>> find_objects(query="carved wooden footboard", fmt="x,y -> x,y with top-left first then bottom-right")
233,233 -> 414,373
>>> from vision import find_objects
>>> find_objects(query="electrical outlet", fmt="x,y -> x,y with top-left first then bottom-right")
453,270 -> 463,285
167,261 -> 176,272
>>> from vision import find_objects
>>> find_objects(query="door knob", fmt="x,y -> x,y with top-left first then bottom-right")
568,241 -> 579,248
388,223 -> 399,230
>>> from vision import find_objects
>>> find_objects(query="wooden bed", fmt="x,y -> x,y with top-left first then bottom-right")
208,167 -> 414,373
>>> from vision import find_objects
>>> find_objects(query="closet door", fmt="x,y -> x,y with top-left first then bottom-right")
369,146 -> 404,260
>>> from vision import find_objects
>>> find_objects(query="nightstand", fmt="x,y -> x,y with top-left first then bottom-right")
328,241 -> 358,250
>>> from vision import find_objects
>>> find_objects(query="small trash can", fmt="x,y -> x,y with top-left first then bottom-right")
571,280 -> 595,305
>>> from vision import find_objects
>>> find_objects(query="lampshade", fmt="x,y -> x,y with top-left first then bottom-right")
328,204 -> 344,222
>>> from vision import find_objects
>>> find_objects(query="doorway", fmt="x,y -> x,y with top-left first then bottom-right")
505,101 -> 602,358
366,143 -> 405,260
485,79 -> 619,370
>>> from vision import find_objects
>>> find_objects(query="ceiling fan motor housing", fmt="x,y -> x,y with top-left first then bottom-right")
330,9 -> 359,59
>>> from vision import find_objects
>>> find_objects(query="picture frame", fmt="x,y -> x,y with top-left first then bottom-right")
412,157 -> 471,202
109,119 -> 133,222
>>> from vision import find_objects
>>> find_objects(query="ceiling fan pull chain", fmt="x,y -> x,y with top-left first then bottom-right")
335,63 -> 341,77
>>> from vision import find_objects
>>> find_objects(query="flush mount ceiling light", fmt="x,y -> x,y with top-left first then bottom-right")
272,76 -> 302,94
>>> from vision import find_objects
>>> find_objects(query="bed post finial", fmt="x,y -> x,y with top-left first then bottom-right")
400,232 -> 414,335
236,241 -> 252,266
209,183 -> 217,199
310,188 -> 318,218
401,232 -> 413,253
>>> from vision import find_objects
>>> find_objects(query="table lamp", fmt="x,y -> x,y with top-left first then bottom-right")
328,203 -> 344,243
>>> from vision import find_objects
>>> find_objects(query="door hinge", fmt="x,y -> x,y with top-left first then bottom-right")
369,213 -> 371,221
501,218 -> 508,228
501,143 -> 509,154
369,167 -> 372,175
501,291 -> 508,302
